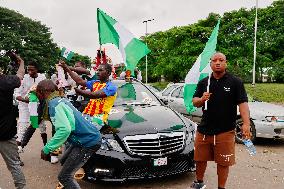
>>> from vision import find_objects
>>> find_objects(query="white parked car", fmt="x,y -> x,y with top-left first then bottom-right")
158,83 -> 284,143
145,84 -> 162,98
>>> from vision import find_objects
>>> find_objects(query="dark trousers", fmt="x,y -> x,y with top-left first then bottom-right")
58,143 -> 100,189
0,138 -> 26,189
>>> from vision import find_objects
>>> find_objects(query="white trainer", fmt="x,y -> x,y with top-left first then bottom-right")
18,146 -> 24,153
50,155 -> 59,164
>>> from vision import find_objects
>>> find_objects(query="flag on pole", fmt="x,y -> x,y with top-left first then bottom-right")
97,8 -> 150,74
29,91 -> 39,128
61,47 -> 74,61
56,64 -> 69,88
183,19 -> 220,113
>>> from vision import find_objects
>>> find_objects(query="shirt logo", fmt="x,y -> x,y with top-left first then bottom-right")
224,87 -> 231,92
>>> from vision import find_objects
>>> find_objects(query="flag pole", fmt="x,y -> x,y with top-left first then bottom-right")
99,45 -> 102,64
143,19 -> 154,84
252,0 -> 258,86
204,72 -> 211,110
97,8 -> 102,65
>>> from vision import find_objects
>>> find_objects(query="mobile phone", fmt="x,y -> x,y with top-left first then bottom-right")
6,50 -> 18,62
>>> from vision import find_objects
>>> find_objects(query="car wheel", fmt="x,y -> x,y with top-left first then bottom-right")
235,118 -> 256,144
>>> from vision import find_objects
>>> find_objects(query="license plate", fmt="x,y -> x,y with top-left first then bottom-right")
153,157 -> 167,166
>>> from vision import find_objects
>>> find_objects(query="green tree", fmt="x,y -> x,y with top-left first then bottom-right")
0,7 -> 91,74
0,7 -> 58,72
140,1 -> 283,83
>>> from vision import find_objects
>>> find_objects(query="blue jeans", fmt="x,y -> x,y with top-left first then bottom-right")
58,144 -> 100,189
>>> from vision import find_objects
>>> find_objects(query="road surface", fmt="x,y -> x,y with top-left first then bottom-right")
0,123 -> 283,189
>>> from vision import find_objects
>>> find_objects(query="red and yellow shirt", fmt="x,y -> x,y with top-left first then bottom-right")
83,80 -> 117,123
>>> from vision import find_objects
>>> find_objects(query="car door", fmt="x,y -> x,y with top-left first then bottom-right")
175,85 -> 203,123
168,86 -> 184,113
191,107 -> 203,123
160,84 -> 178,104
176,86 -> 188,115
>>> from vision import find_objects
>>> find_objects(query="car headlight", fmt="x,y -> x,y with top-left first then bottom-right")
100,138 -> 124,152
265,116 -> 284,122
185,130 -> 194,145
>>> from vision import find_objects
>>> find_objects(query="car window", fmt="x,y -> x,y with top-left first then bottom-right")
113,80 -> 160,106
146,85 -> 160,93
162,85 -> 177,96
171,86 -> 182,97
178,86 -> 184,98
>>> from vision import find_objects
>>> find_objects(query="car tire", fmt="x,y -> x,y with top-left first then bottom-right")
235,118 -> 256,144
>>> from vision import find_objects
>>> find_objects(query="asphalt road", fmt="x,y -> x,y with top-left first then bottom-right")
0,123 -> 283,189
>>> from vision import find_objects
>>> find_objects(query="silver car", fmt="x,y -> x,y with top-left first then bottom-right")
145,84 -> 162,98
159,83 -> 284,143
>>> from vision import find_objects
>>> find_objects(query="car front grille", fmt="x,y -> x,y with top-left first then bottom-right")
121,159 -> 191,178
123,132 -> 185,157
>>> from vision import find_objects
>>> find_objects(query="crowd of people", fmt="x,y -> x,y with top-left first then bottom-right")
0,51 -> 251,189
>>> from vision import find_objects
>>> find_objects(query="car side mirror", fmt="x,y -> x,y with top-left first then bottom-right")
161,98 -> 168,105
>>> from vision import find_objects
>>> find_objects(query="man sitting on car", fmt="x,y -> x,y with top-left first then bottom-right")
59,60 -> 117,129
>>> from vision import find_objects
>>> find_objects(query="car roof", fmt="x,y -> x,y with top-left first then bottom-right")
164,83 -> 184,90
167,83 -> 184,86
160,83 -> 184,95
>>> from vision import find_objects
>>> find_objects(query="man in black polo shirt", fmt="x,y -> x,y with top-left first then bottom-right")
190,52 -> 251,189
0,53 -> 27,189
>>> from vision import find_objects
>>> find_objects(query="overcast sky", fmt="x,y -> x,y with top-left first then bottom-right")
0,0 -> 275,62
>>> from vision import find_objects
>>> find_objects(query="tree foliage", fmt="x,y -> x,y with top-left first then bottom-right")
0,7 -> 91,74
140,1 -> 284,83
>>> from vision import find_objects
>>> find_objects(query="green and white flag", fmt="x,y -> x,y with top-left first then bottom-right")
61,47 -> 74,61
29,91 -> 39,128
183,20 -> 220,113
97,8 -> 150,74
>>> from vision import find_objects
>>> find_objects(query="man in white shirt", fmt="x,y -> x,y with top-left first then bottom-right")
14,61 -> 46,152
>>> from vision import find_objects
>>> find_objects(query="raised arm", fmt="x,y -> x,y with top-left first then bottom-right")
69,66 -> 91,75
59,60 -> 86,87
15,54 -> 25,81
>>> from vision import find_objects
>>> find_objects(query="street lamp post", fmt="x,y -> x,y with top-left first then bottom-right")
252,0 -> 258,86
143,19 -> 154,84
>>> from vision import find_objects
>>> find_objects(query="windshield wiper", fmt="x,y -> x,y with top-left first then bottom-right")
121,103 -> 148,106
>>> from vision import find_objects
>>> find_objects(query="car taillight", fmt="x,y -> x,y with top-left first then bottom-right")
271,116 -> 277,122
265,116 -> 284,122
265,116 -> 276,122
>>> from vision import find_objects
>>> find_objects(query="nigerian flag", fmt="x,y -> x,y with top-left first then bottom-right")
97,8 -> 150,74
119,83 -> 136,100
61,47 -> 74,61
183,19 -> 220,113
28,92 -> 39,128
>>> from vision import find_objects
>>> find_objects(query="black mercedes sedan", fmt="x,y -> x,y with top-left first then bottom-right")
84,79 -> 196,182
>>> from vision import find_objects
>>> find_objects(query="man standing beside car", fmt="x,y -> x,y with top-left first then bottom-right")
191,52 -> 251,189
0,52 -> 27,189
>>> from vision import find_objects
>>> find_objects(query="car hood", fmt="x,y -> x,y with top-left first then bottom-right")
248,102 -> 284,119
107,105 -> 186,139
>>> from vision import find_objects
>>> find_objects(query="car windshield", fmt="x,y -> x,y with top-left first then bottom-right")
146,84 -> 161,93
162,85 -> 178,96
113,80 -> 161,106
